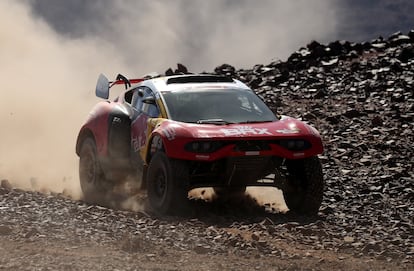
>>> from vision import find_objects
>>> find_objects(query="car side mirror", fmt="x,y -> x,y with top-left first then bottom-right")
142,96 -> 156,104
137,89 -> 144,97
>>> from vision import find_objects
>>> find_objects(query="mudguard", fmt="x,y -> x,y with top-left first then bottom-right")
76,102 -> 132,158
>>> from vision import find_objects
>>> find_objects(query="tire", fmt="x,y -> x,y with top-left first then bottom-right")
79,138 -> 109,205
146,152 -> 190,215
282,156 -> 324,215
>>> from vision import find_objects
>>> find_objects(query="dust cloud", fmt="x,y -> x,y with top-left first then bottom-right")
0,1 -> 126,198
1,0 -> 338,203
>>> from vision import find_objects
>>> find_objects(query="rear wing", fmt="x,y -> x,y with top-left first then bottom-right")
95,73 -> 144,99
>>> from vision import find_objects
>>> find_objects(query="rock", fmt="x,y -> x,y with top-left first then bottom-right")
0,225 -> 13,235
389,34 -> 411,46
251,232 -> 260,242
371,116 -> 383,127
1,179 -> 12,190
193,244 -> 211,254
176,63 -> 188,74
214,64 -> 236,76
24,228 -> 40,238
120,236 -> 143,253
397,47 -> 414,62
307,40 -> 329,59
328,40 -> 346,56
343,109 -> 362,118
165,68 -> 174,76
408,30 -> 414,41
321,58 -> 338,66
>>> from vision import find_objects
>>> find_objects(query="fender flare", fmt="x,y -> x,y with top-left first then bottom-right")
145,133 -> 167,164
76,128 -> 95,156
107,110 -> 131,159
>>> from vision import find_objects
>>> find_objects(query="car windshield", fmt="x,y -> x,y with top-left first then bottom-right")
162,88 -> 277,124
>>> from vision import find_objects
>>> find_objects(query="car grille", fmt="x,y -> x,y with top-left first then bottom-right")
232,140 -> 271,152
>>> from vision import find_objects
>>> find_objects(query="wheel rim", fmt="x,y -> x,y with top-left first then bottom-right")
80,149 -> 98,196
154,171 -> 167,199
81,153 -> 96,184
86,155 -> 96,183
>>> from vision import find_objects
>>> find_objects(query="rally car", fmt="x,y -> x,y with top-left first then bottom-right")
76,73 -> 324,215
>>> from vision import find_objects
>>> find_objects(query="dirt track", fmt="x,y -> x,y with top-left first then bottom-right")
0,187 -> 411,271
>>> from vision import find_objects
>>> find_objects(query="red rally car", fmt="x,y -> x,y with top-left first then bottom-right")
76,74 -> 324,215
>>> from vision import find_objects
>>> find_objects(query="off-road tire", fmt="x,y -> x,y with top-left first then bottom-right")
147,152 -> 191,216
282,156 -> 324,215
79,138 -> 110,205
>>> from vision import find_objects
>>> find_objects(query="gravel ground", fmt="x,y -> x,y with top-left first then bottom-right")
1,30 -> 413,270
0,186 -> 412,270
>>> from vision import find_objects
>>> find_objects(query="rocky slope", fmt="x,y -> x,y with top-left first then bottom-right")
213,30 -> 414,261
1,30 -> 413,270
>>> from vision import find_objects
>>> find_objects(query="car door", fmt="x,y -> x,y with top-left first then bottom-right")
130,86 -> 160,161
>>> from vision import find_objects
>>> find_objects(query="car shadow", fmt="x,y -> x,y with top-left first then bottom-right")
81,186 -> 324,227
143,191 -> 324,228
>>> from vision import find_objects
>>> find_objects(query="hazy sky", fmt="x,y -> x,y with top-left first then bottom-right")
27,0 -> 340,72
0,0 -> 412,195
27,0 -> 414,72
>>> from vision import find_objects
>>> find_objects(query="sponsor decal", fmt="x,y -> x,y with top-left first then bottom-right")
221,126 -> 272,136
276,122 -> 302,134
195,154 -> 210,160
112,117 -> 122,123
131,115 -> 148,152
131,136 -> 141,152
197,133 -> 211,138
276,128 -> 301,134
163,126 -> 176,141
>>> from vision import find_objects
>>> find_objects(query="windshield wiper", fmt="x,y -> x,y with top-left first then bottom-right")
237,120 -> 274,124
196,119 -> 234,125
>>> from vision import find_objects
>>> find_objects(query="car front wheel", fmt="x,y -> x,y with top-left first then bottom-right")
147,152 -> 190,215
282,156 -> 324,215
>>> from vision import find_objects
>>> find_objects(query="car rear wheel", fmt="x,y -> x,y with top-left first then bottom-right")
79,138 -> 109,205
282,156 -> 324,215
147,152 -> 191,215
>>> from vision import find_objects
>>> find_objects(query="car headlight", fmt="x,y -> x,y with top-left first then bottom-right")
185,141 -> 224,153
278,139 -> 310,151
202,142 -> 211,151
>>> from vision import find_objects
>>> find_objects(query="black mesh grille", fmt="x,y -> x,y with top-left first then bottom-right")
233,140 -> 271,152
230,156 -> 269,170
225,156 -> 272,183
